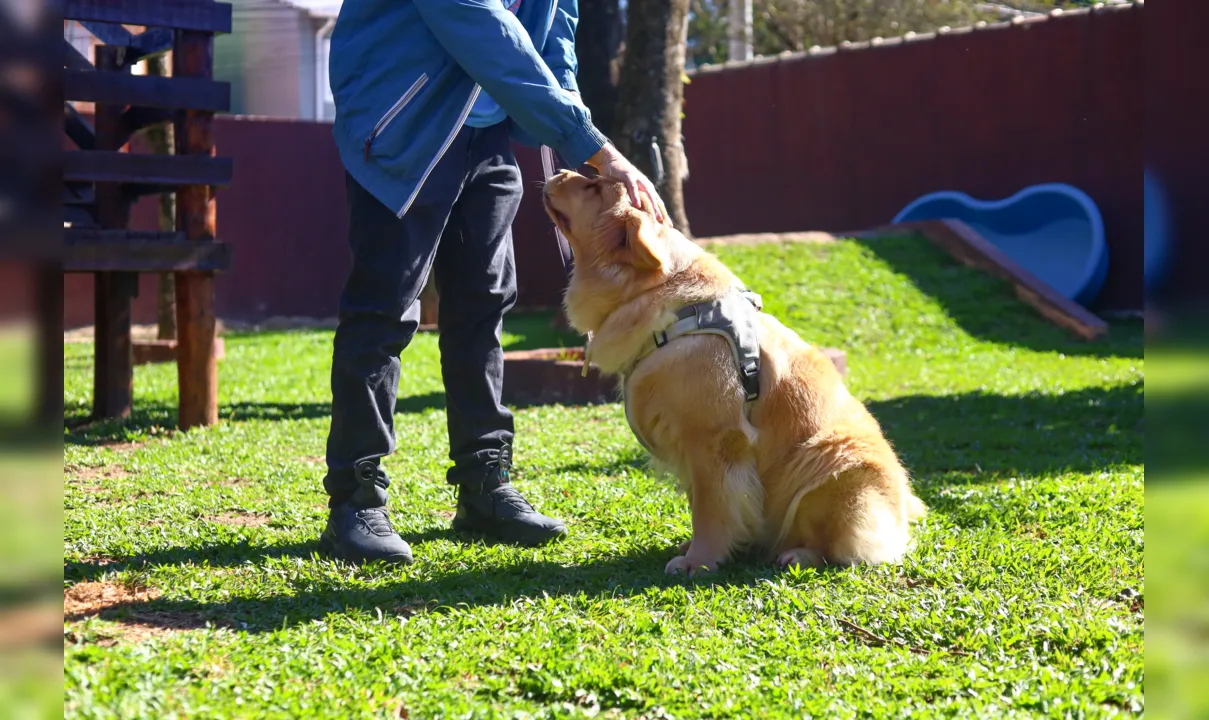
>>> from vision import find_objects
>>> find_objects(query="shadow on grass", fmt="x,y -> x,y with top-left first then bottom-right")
853,236 -> 1144,359
868,381 -> 1142,489
64,392 -> 450,446
65,541 -> 807,634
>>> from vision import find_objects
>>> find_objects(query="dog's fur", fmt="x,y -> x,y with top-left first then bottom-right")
543,171 -> 926,576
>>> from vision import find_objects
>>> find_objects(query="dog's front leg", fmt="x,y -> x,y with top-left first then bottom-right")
666,459 -> 733,577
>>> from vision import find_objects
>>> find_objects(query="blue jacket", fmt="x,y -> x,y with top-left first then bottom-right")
328,0 -> 609,219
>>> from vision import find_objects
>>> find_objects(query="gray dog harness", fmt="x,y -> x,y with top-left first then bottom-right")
620,285 -> 764,453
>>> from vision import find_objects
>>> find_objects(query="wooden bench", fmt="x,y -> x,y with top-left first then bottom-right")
63,0 -> 233,428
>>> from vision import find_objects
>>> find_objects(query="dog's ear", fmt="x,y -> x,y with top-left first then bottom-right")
623,209 -> 667,272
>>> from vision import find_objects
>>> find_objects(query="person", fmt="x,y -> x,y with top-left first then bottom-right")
318,0 -> 669,565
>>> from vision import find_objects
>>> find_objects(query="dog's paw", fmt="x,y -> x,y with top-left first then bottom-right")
665,554 -> 720,577
677,539 -> 692,554
776,547 -> 824,569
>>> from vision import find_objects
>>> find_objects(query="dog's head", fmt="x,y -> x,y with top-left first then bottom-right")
542,170 -> 671,278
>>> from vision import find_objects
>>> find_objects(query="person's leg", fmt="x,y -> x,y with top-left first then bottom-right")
320,131 -> 472,564
432,121 -> 566,545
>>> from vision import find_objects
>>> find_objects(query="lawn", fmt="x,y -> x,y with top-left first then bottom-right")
63,236 -> 1144,718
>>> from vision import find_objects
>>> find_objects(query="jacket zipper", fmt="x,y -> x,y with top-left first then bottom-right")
363,73 -> 429,161
395,85 -> 482,218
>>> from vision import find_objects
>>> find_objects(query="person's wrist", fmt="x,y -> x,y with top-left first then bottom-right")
586,144 -> 615,171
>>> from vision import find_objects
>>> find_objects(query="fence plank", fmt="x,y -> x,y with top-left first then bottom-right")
78,22 -> 174,60
64,150 -> 233,187
64,0 -> 233,34
64,103 -> 96,150
65,70 -> 230,112
62,38 -> 93,72
65,230 -> 232,272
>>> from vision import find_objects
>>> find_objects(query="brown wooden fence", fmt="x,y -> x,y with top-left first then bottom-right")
64,3 -> 1147,328
1147,0 -> 1209,305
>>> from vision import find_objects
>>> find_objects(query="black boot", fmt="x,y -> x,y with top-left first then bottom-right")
319,460 -> 413,565
451,445 -> 567,546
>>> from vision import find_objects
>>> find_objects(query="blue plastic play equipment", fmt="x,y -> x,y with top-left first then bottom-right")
892,183 -> 1108,307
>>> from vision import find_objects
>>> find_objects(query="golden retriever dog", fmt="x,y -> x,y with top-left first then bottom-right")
542,170 -> 926,576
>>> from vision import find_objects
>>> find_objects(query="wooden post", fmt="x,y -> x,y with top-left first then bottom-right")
92,45 -> 135,419
145,52 -> 177,341
419,275 -> 439,326
36,264 -> 64,428
173,31 -> 219,429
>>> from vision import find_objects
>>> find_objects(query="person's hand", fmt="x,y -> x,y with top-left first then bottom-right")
586,144 -> 671,227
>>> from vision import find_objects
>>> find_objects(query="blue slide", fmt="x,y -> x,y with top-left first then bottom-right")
892,183 -> 1108,307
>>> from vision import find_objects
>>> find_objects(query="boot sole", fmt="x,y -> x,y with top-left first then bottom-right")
451,517 -> 568,547
318,533 -> 414,566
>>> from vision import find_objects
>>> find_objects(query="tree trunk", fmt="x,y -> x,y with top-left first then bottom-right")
613,0 -> 692,235
145,52 -> 177,340
575,0 -> 624,137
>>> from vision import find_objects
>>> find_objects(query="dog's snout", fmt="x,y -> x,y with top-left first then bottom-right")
543,169 -> 580,199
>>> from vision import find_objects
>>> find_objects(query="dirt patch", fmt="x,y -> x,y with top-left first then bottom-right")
435,510 -> 455,521
65,464 -> 128,498
65,611 -> 220,647
63,581 -> 223,646
207,511 -> 271,527
65,581 -> 160,619
65,464 -> 128,484
698,231 -> 837,246
209,476 -> 252,487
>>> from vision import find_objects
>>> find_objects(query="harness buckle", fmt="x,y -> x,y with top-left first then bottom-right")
653,330 -> 669,348
740,358 -> 760,401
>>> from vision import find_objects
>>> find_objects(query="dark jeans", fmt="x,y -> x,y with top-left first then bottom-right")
324,122 -> 521,507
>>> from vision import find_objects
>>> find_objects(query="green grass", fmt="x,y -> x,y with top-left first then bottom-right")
63,237 -> 1144,718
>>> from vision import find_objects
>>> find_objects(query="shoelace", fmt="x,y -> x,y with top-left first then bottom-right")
356,506 -> 396,534
491,484 -> 535,513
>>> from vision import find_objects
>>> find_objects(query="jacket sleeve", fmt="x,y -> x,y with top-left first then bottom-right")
413,0 -> 605,166
542,0 -> 580,94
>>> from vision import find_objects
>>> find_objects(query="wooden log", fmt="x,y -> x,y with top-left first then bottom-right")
64,70 -> 230,112
64,0 -> 233,34
173,30 -> 220,429
92,45 -> 135,420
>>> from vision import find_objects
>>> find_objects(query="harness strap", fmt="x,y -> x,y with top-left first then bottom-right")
651,287 -> 763,402
541,145 -> 575,277
621,286 -> 763,453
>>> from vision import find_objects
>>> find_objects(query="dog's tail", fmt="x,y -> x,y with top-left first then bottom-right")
906,492 -> 927,522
